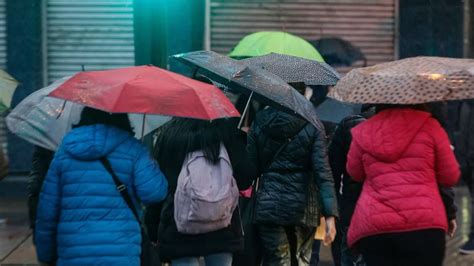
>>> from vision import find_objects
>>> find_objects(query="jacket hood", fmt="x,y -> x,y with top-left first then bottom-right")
351,109 -> 431,162
63,124 -> 131,160
256,108 -> 307,139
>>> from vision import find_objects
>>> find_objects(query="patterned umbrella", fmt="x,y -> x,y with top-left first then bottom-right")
172,50 -> 324,130
328,57 -> 474,104
241,53 -> 340,86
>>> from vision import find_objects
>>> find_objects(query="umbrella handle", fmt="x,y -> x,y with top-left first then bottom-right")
237,91 -> 254,129
141,114 -> 146,141
56,100 -> 67,119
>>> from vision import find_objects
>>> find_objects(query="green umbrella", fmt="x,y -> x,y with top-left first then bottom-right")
0,70 -> 18,113
229,31 -> 325,62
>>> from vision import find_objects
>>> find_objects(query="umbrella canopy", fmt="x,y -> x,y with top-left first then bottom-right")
314,98 -> 361,123
328,56 -> 474,104
310,38 -> 366,67
172,50 -> 323,130
6,77 -> 171,151
0,70 -> 18,113
241,53 -> 340,86
48,65 -> 240,120
229,31 -> 325,62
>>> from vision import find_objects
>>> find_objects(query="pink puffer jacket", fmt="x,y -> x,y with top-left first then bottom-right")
346,108 -> 460,247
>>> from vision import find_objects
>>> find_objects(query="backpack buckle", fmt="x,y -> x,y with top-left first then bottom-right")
117,185 -> 126,192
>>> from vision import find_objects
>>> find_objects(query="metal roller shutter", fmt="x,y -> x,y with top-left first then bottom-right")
46,0 -> 135,83
0,0 -> 7,155
210,0 -> 397,73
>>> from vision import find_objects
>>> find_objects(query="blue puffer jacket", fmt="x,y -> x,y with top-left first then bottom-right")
35,124 -> 168,266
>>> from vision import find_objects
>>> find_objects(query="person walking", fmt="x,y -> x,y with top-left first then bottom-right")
27,146 -> 54,234
346,105 -> 460,266
328,105 -> 375,266
330,105 -> 458,266
34,107 -> 168,266
151,117 -> 257,266
455,100 -> 474,254
247,84 -> 338,266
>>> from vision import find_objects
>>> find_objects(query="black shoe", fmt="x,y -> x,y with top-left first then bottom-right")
460,239 -> 474,254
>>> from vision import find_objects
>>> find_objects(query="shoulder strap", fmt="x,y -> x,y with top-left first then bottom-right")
100,158 -> 140,222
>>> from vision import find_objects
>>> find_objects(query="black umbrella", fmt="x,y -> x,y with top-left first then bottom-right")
172,50 -> 323,130
241,53 -> 340,86
314,98 -> 361,123
310,38 -> 366,67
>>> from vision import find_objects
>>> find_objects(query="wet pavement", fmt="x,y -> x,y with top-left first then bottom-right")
1,176 -> 474,265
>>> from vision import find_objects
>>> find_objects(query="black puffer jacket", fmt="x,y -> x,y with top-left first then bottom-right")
247,108 -> 338,227
329,113 -> 371,226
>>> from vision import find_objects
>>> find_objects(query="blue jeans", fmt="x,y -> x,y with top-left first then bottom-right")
172,253 -> 233,266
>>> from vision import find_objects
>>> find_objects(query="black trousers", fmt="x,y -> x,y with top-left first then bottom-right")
359,229 -> 445,266
462,166 -> 474,239
258,224 -> 315,266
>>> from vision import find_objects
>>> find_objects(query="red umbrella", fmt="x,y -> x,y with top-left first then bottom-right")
48,65 -> 240,120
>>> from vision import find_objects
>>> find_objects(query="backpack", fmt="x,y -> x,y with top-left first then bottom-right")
174,144 -> 239,234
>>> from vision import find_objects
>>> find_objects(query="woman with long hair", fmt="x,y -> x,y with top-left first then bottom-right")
152,117 -> 256,266
35,107 -> 168,266
346,104 -> 460,266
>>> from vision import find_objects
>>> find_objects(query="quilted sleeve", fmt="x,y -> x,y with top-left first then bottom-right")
328,123 -> 346,194
433,121 -> 460,187
346,138 -> 366,182
133,144 -> 168,205
312,128 -> 339,218
34,155 -> 61,264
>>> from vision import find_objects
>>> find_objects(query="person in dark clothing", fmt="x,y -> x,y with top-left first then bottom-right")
247,105 -> 338,265
328,107 -> 375,266
455,100 -> 474,253
149,117 -> 257,265
308,84 -> 337,266
309,85 -> 337,139
27,146 -> 54,231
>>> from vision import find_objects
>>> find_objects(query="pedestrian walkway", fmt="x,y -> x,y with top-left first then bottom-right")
0,176 -> 38,266
1,176 -> 474,265
445,187 -> 474,266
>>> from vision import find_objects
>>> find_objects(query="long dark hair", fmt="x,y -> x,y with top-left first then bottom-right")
74,107 -> 134,134
154,117 -> 234,167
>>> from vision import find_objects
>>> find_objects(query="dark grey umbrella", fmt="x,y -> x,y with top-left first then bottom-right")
241,53 -> 341,86
315,98 -> 361,123
172,50 -> 323,130
310,38 -> 366,67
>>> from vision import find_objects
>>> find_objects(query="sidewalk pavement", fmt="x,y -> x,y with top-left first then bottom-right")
0,176 -> 38,266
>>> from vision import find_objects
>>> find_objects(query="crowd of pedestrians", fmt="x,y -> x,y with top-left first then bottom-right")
13,52 -> 472,266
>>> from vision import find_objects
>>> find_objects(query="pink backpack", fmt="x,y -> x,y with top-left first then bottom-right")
174,145 -> 239,234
